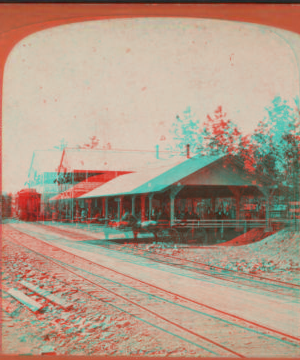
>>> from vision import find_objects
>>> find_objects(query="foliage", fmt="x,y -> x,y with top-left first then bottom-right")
250,119 -> 280,180
167,106 -> 200,154
250,96 -> 299,188
168,97 -> 299,191
168,105 -> 243,158
197,106 -> 242,157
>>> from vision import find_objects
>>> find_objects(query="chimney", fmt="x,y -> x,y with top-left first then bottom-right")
156,144 -> 159,159
186,144 -> 190,159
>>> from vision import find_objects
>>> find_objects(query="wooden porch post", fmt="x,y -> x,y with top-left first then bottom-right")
131,196 -> 136,216
211,198 -> 216,215
71,171 -> 74,222
149,194 -> 154,220
236,194 -> 240,222
71,191 -> 73,222
118,196 -> 123,221
170,185 -> 184,227
75,200 -> 79,220
141,195 -> 146,222
260,187 -> 272,232
198,198 -> 202,217
170,195 -> 175,226
105,197 -> 108,219
102,198 -> 105,217
229,186 -> 242,231
87,199 -> 92,220
265,193 -> 271,231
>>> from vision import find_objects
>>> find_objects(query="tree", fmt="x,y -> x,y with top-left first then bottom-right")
168,99 -> 299,195
277,98 -> 300,221
250,119 -> 280,181
168,106 -> 200,154
168,105 -> 243,158
197,106 -> 242,157
277,97 -> 300,185
250,96 -> 299,230
251,96 -> 299,187
238,134 -> 256,173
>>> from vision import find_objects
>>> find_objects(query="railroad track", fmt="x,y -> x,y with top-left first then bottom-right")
2,240 -> 177,356
3,224 -> 300,357
3,234 -> 240,357
25,222 -> 300,294
10,221 -> 300,299
98,242 -> 300,299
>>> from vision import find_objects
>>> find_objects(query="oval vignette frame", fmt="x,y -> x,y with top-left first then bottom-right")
1,3 -> 300,360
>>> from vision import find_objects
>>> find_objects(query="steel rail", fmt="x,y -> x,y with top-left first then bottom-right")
5,224 -> 300,344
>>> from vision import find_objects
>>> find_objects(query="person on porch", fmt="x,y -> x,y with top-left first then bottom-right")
81,208 -> 87,222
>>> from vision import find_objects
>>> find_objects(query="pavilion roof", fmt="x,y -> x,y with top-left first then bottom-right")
79,154 -> 227,198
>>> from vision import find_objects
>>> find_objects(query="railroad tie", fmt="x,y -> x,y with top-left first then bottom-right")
7,288 -> 43,313
20,280 -> 72,310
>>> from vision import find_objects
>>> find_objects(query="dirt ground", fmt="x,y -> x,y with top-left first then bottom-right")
137,229 -> 300,283
2,224 -> 300,356
1,234 -> 205,356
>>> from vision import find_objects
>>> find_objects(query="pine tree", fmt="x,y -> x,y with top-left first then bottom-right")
197,106 -> 242,157
168,106 -> 200,155
238,134 -> 256,173
251,120 -> 279,181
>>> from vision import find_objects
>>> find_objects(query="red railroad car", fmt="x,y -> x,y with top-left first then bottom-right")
15,189 -> 41,221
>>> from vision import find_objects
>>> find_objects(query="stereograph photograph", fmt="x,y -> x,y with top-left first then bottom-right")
1,3 -> 300,358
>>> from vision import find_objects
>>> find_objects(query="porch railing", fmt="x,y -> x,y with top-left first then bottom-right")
173,218 -> 295,230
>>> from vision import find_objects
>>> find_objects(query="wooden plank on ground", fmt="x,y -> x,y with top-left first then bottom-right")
7,288 -> 42,312
20,280 -> 72,309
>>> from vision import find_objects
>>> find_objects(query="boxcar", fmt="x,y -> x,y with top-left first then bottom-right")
15,189 -> 41,221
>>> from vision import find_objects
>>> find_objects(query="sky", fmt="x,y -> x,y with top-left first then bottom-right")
3,17 -> 300,192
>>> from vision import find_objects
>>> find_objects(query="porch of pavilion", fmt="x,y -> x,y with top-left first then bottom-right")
79,154 -> 273,232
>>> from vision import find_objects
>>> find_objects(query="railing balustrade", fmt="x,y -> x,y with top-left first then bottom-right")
173,219 -> 293,229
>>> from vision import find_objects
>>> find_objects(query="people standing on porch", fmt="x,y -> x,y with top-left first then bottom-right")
259,205 -> 265,219
109,208 -> 113,220
245,208 -> 252,220
61,206 -> 66,221
190,208 -> 199,220
155,208 -> 163,221
184,208 -> 191,220
75,207 -> 80,221
91,208 -> 101,223
160,207 -> 169,221
224,205 -> 230,219
176,208 -> 184,220
121,209 -> 130,222
81,208 -> 87,222
203,206 -> 207,219
230,204 -> 235,220
216,206 -> 223,220
52,207 -> 58,222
